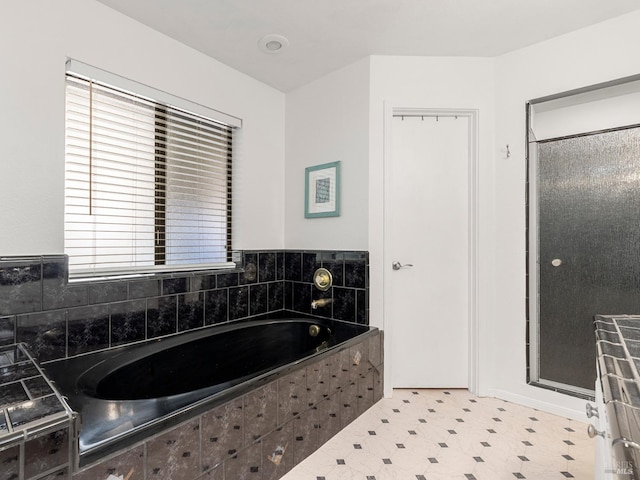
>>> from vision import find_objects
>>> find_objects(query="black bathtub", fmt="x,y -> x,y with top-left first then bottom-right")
44,317 -> 373,464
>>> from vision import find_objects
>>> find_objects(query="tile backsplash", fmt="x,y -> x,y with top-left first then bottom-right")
0,250 -> 369,363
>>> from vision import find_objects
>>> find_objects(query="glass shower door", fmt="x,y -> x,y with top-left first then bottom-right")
536,126 -> 640,392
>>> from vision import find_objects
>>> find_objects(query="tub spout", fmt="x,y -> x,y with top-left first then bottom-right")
311,298 -> 333,309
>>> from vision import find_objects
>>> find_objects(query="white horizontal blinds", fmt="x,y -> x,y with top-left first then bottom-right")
163,108 -> 233,265
65,76 -> 156,273
64,74 -> 233,275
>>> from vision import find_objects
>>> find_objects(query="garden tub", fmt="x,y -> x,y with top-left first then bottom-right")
44,317 -> 375,465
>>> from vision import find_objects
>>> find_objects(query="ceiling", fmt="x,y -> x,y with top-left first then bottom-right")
97,0 -> 640,92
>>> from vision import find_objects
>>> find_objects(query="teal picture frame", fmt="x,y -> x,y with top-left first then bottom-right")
304,161 -> 341,218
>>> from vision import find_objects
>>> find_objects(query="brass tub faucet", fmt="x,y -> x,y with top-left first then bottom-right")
311,298 -> 333,309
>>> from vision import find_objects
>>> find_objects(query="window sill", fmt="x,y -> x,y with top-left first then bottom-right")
68,263 -> 239,284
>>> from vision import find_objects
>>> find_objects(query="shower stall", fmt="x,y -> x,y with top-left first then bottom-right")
527,75 -> 640,396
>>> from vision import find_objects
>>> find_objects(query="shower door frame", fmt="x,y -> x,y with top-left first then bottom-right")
526,123 -> 600,398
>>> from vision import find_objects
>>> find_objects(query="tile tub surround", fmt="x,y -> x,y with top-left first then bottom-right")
0,250 -> 369,363
70,328 -> 383,480
0,251 -> 370,477
284,251 -> 369,324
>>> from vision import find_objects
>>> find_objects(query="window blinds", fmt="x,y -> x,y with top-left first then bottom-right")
64,74 -> 234,276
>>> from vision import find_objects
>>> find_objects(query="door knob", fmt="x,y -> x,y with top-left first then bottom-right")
551,259 -> 562,267
392,261 -> 413,271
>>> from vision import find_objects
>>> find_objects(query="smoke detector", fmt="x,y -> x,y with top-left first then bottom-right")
259,34 -> 289,54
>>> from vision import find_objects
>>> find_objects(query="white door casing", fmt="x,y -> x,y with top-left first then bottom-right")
383,105 -> 479,394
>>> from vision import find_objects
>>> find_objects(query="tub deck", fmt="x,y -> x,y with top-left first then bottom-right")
44,316 -> 375,465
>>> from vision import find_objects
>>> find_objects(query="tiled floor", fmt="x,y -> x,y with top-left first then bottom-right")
281,389 -> 594,480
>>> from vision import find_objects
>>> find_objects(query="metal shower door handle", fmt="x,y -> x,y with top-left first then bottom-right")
392,261 -> 413,270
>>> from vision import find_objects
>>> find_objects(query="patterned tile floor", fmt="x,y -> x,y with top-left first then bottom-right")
281,389 -> 594,480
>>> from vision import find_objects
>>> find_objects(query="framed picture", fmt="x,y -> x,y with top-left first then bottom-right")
305,161 -> 341,218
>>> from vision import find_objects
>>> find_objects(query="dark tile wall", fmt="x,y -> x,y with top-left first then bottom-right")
0,251 -> 369,363
284,251 -> 369,324
70,329 -> 383,480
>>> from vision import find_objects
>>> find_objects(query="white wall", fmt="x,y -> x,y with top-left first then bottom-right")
532,89 -> 640,141
0,0 -> 286,256
284,49 -> 600,418
489,10 -> 640,417
284,58 -> 370,249
5,0 -> 640,421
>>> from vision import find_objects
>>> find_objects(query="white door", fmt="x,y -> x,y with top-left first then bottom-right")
386,113 -> 471,388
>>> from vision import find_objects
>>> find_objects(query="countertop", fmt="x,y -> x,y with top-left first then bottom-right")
595,314 -> 640,477
0,343 -> 75,448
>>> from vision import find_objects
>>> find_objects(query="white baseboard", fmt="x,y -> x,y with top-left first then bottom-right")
383,384 -> 588,423
485,387 -> 587,422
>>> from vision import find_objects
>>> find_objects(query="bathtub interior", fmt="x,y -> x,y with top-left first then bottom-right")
82,320 -> 336,401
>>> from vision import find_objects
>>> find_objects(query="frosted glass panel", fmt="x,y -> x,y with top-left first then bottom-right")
537,127 -> 640,390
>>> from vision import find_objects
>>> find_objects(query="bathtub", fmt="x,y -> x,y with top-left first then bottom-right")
44,316 -> 375,466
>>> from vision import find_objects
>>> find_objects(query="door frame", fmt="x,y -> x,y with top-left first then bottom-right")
382,104 -> 480,396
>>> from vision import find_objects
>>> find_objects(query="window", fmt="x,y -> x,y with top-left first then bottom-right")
64,69 -> 236,277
